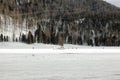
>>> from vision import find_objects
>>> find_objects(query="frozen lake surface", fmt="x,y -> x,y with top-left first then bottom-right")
0,53 -> 120,80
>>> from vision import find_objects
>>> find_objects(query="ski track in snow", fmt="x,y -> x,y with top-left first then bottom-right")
0,53 -> 120,80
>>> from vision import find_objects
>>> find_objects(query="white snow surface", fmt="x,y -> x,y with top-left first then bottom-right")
0,43 -> 120,80
0,42 -> 120,49
0,42 -> 87,49
1,53 -> 120,80
0,42 -> 120,54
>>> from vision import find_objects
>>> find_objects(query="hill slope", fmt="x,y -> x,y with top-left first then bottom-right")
0,0 -> 120,46
0,0 -> 120,19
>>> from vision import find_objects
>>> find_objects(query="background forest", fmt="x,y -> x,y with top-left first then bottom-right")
0,0 -> 120,46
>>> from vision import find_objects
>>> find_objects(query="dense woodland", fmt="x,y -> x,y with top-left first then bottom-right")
0,0 -> 120,46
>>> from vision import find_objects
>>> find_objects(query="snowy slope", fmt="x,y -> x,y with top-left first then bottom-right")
1,53 -> 120,80
0,14 -> 37,41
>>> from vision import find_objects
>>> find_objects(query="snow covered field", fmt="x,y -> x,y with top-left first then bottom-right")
1,53 -> 120,80
0,42 -> 120,49
0,42 -> 93,49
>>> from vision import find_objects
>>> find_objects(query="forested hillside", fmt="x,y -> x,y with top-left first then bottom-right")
0,0 -> 120,46
0,0 -> 120,21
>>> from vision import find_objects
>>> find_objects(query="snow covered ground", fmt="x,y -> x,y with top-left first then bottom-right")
0,42 -> 120,54
0,42 -> 120,80
1,53 -> 120,80
0,42 -> 60,49
0,42 -> 120,49
0,42 -> 94,49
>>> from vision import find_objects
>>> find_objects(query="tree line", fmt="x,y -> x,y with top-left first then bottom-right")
0,0 -> 120,46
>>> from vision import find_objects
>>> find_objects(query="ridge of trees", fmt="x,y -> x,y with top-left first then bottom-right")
0,0 -> 120,23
